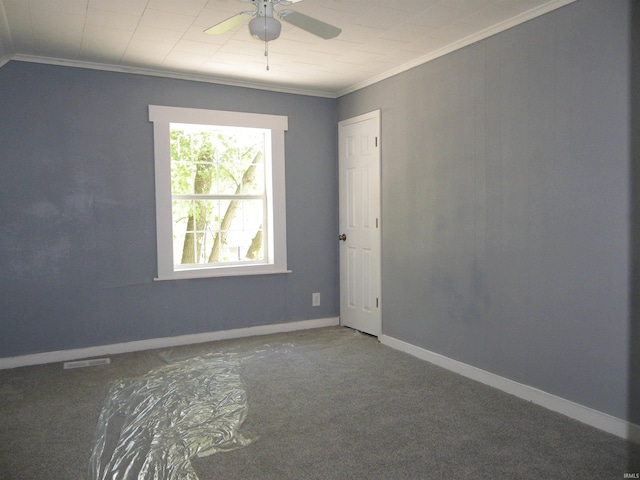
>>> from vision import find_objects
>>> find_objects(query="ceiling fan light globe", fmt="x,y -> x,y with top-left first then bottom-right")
249,16 -> 281,41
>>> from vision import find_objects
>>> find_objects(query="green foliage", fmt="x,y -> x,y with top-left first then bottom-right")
170,126 -> 263,196
169,124 -> 266,265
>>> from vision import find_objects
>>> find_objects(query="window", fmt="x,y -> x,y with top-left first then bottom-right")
149,105 -> 289,279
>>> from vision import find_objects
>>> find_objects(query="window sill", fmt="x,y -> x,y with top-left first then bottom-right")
154,267 -> 292,281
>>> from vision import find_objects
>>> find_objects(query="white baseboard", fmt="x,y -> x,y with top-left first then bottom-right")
379,334 -> 640,443
0,317 -> 339,370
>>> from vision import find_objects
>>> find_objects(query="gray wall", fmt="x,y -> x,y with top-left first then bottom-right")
338,0 -> 631,421
0,62 -> 339,357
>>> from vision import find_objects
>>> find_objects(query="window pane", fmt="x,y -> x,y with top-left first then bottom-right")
170,129 -> 214,196
172,199 -> 264,267
172,199 -> 219,265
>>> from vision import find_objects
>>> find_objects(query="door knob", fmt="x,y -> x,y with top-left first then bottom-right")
339,234 -> 347,241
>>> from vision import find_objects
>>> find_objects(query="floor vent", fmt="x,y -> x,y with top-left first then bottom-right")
63,358 -> 111,369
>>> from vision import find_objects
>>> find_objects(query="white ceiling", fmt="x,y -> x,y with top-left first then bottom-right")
0,0 -> 575,97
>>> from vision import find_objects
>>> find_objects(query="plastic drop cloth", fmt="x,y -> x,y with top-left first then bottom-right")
88,353 -> 255,480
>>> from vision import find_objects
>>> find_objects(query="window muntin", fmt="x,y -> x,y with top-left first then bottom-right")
150,106 -> 288,280
170,123 -> 267,268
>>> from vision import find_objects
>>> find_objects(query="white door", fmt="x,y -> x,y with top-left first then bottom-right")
338,110 -> 381,336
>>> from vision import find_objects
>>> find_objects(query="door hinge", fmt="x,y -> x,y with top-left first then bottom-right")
375,136 -> 378,147
376,298 -> 379,308
376,218 -> 379,228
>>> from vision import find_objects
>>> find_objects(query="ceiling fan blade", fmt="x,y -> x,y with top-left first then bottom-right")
204,12 -> 254,35
278,10 -> 341,39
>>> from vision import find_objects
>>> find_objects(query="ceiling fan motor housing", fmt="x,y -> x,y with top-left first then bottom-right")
249,0 -> 282,41
249,17 -> 282,41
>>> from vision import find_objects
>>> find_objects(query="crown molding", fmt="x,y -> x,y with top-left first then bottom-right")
337,0 -> 577,97
7,54 -> 339,99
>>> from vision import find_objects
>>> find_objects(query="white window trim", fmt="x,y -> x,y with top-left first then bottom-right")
149,105 -> 290,280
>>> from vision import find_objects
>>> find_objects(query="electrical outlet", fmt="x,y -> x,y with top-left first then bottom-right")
312,292 -> 321,306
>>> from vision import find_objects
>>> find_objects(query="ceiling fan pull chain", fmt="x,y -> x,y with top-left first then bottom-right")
264,14 -> 270,71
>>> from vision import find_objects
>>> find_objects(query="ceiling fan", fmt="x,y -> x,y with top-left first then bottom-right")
204,0 -> 342,42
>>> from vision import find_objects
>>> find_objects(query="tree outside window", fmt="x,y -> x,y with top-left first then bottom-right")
170,124 -> 266,266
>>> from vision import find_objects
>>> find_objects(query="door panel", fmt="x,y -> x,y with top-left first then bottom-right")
339,111 -> 381,336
